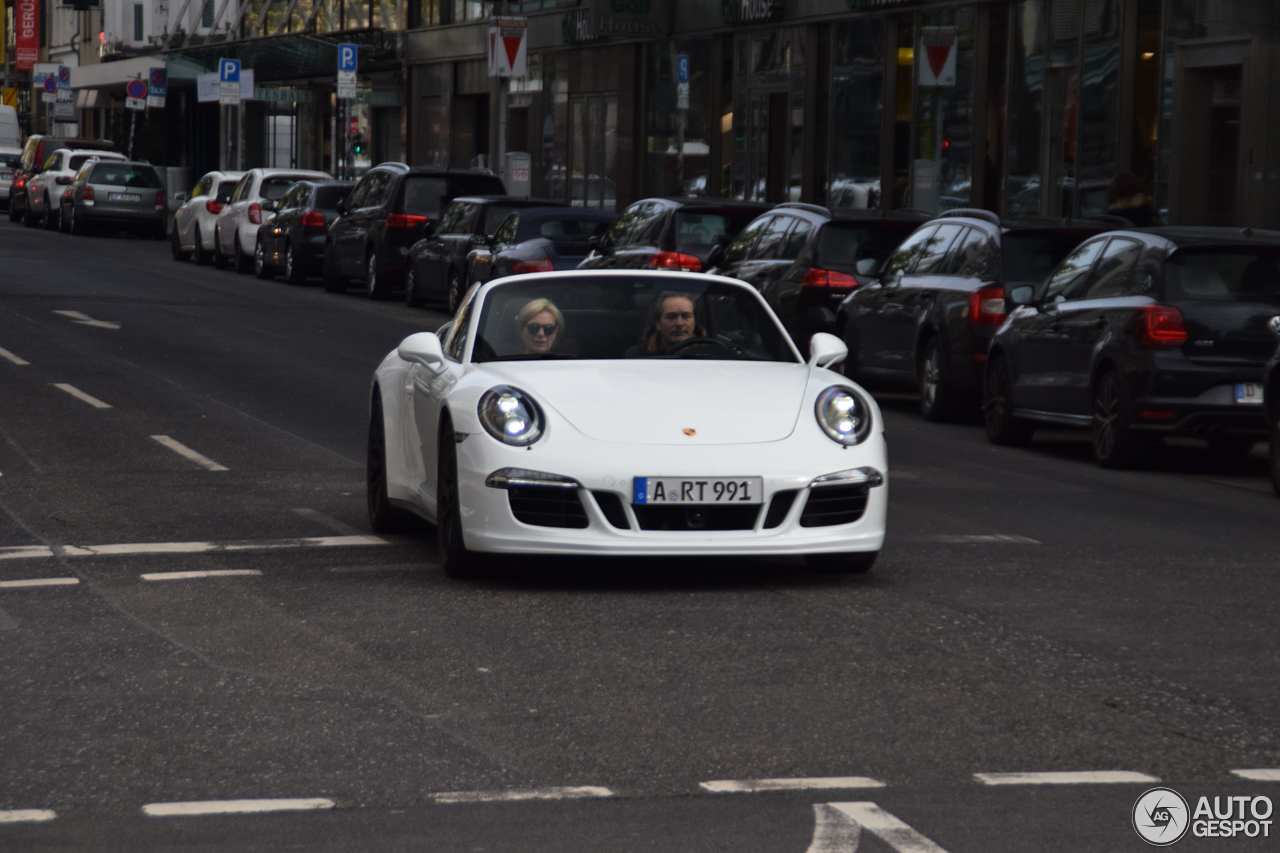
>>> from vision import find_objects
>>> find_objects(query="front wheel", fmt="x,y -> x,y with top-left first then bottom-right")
7,199 -> 19,222
367,396 -> 408,533
805,552 -> 877,574
68,206 -> 85,236
405,268 -> 425,308
918,338 -> 959,422
21,199 -> 37,228
58,205 -> 71,233
1092,368 -> 1144,469
284,242 -> 306,285
437,420 -> 478,579
213,229 -> 229,268
366,252 -> 391,300
983,355 -> 1034,446
254,237 -> 273,279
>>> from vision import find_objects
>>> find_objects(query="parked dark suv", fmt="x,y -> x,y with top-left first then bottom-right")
709,203 -> 927,352
322,163 -> 506,299
578,198 -> 772,273
839,210 -> 1110,420
8,135 -> 116,224
984,227 -> 1280,468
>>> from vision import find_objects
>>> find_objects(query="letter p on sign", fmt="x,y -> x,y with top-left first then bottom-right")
338,44 -> 358,73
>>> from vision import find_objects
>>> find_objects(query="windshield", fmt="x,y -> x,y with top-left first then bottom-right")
314,185 -> 352,210
1003,230 -> 1099,282
259,177 -> 297,201
537,218 -> 610,239
90,164 -> 163,188
818,223 -> 918,267
674,210 -> 760,249
0,154 -> 20,168
1166,249 -> 1280,303
472,277 -> 798,363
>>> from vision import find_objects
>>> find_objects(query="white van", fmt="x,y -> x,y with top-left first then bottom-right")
0,106 -> 20,149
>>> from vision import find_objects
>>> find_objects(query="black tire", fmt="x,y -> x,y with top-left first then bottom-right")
322,243 -> 347,293
254,236 -> 274,279
1206,435 -> 1256,458
437,419 -> 478,579
43,196 -> 59,230
213,229 -> 229,269
7,198 -> 20,222
918,338 -> 959,422
284,242 -> 307,285
366,252 -> 391,300
171,224 -> 191,260
22,200 -> 37,228
446,269 -> 464,313
367,395 -> 408,534
58,205 -> 71,233
405,268 -> 425,308
1270,418 -> 1280,498
68,205 -> 85,236
233,233 -> 253,274
191,228 -> 211,265
983,355 -> 1034,446
1092,368 -> 1144,469
805,552 -> 877,574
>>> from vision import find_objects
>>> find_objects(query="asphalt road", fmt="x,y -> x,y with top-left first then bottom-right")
1,217 -> 1278,852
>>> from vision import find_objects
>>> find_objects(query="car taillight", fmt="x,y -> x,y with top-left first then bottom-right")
301,210 -> 327,228
206,200 -> 225,215
386,212 -> 429,229
154,190 -> 165,207
511,259 -> 554,274
79,185 -> 94,201
651,250 -> 702,271
1137,304 -> 1187,348
801,268 -> 858,288
968,285 -> 1006,326
248,202 -> 262,225
16,177 -> 24,187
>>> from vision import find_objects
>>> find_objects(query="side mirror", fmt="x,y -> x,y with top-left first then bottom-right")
855,257 -> 878,276
807,332 -> 848,369
335,199 -> 347,215
1008,285 -> 1035,307
259,199 -> 277,212
398,331 -> 446,368
174,191 -> 188,203
706,242 -> 726,268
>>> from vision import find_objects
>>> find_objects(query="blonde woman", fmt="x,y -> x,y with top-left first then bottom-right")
517,298 -> 565,354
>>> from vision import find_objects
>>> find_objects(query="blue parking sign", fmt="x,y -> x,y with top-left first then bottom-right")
338,44 -> 358,73
676,55 -> 689,84
219,59 -> 241,84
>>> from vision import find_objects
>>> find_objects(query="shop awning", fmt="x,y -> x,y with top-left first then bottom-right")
69,55 -> 206,92
160,29 -> 401,84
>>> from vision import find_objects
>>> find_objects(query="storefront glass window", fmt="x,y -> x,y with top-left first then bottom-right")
732,28 -> 803,203
644,39 -> 714,199
912,7 -> 975,213
1004,0 -> 1045,217
828,19 -> 884,210
1076,0 -> 1120,215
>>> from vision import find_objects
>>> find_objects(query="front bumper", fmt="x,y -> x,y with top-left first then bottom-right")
454,431 -> 888,557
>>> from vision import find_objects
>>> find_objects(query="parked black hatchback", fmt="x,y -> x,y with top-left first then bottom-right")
984,227 -> 1280,468
709,203 -> 927,352
839,210 -> 1110,420
577,198 -> 772,273
253,180 -> 354,284
322,163 -> 506,299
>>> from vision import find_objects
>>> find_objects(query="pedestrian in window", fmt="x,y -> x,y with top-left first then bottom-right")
1106,172 -> 1157,227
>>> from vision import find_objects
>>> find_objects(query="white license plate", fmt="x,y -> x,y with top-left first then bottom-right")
108,193 -> 142,202
634,477 -> 763,505
1234,382 -> 1263,405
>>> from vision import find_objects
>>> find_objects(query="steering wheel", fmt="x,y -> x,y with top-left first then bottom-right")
666,336 -> 739,357
689,226 -> 711,243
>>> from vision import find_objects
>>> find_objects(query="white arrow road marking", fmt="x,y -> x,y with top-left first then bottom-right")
1232,769 -> 1280,781
809,802 -> 951,853
151,435 -> 229,471
431,786 -> 614,804
973,770 -> 1157,785
0,346 -> 30,365
141,798 -> 335,817
0,809 -> 57,823
52,383 -> 112,409
52,310 -> 121,330
701,777 -> 885,794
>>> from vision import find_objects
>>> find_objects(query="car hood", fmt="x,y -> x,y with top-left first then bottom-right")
478,359 -> 809,445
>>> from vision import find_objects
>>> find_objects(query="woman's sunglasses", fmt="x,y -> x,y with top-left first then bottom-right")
525,323 -> 557,336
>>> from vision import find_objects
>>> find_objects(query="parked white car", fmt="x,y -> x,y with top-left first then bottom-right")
170,170 -> 245,264
25,149 -> 126,230
367,270 -> 888,578
0,147 -> 21,208
213,168 -> 330,273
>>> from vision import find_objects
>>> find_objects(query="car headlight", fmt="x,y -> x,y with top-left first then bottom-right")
814,385 -> 872,446
478,386 -> 544,446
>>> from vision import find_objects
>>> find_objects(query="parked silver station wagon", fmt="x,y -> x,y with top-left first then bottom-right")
62,159 -> 168,239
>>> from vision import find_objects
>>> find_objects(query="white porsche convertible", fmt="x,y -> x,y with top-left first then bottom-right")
367,270 -> 887,578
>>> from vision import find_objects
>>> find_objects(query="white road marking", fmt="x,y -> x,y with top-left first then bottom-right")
1232,769 -> 1280,781
805,804 -> 862,853
52,310 -> 120,330
431,786 -> 614,804
0,346 -> 30,365
0,809 -> 57,824
931,534 -> 1040,544
0,577 -> 80,589
701,777 -> 885,794
151,435 -> 229,471
0,535 -> 388,562
817,802 -> 951,853
973,770 -> 1158,785
141,798 -> 335,817
141,570 -> 262,581
52,383 -> 112,409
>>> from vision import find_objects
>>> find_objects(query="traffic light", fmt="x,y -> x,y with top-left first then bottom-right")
351,132 -> 366,156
